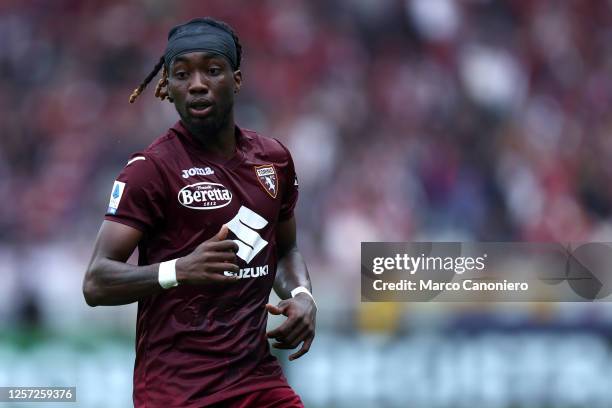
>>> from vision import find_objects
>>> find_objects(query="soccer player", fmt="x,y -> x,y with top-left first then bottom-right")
82,17 -> 316,408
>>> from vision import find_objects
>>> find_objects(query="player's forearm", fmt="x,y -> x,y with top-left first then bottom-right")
83,258 -> 163,306
274,246 -> 311,299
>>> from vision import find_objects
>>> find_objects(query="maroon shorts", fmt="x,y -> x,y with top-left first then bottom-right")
219,386 -> 304,408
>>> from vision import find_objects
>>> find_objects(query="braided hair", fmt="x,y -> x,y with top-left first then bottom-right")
129,17 -> 243,104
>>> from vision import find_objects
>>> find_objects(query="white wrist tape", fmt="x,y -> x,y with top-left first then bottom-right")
158,259 -> 179,289
291,286 -> 317,308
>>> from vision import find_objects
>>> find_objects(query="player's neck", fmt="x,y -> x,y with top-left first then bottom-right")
184,115 -> 237,159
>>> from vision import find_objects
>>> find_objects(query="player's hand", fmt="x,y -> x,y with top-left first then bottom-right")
175,225 -> 240,285
265,294 -> 316,360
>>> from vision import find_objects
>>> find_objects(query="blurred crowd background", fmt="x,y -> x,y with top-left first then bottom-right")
2,0 -> 612,407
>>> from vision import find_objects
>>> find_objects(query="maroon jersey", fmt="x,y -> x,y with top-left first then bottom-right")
104,121 -> 299,407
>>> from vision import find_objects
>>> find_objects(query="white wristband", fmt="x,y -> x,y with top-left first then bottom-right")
158,259 -> 179,289
291,286 -> 317,308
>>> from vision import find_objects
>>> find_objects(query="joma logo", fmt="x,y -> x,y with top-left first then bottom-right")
181,167 -> 214,178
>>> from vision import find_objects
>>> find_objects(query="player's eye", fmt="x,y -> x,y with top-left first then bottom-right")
175,71 -> 188,80
209,67 -> 221,76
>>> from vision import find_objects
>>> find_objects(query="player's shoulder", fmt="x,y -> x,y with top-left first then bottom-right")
240,127 -> 291,163
120,128 -> 179,174
142,128 -> 181,160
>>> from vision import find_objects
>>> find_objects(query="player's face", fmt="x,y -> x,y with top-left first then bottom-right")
167,51 -> 242,137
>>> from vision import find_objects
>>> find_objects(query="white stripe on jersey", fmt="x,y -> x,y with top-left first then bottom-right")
126,156 -> 146,166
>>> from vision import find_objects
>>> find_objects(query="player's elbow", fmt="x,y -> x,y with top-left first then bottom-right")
277,242 -> 298,260
82,271 -> 101,307
83,283 -> 99,307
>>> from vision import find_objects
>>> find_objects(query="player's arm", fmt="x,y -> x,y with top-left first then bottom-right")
83,220 -> 158,306
83,221 -> 239,306
265,216 -> 316,360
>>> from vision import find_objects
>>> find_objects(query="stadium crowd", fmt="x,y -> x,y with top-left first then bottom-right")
2,0 -> 612,326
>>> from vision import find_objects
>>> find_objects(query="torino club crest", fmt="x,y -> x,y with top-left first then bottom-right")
255,164 -> 278,198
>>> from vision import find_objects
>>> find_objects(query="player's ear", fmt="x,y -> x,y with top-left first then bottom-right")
233,70 -> 242,94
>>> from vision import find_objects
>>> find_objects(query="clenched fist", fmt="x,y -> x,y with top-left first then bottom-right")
175,225 -> 241,285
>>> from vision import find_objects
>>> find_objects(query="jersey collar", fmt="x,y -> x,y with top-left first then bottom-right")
171,120 -> 247,168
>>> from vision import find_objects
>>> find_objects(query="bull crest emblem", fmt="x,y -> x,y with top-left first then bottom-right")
255,164 -> 278,199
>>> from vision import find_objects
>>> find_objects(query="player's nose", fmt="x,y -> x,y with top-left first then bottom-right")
188,72 -> 209,94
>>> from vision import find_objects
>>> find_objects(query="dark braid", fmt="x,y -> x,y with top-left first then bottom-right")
129,56 -> 165,103
154,65 -> 171,101
129,18 -> 243,103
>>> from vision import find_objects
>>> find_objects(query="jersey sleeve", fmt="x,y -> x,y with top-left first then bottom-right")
275,140 -> 299,222
104,153 -> 167,232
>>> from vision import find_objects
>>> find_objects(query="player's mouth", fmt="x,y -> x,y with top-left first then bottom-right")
188,100 -> 213,117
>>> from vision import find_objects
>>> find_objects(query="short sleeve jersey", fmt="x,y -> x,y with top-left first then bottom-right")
104,121 -> 299,407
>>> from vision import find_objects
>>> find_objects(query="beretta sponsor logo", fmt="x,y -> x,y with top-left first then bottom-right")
178,182 -> 232,210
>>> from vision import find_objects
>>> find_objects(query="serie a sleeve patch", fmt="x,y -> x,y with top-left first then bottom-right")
107,180 -> 126,215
